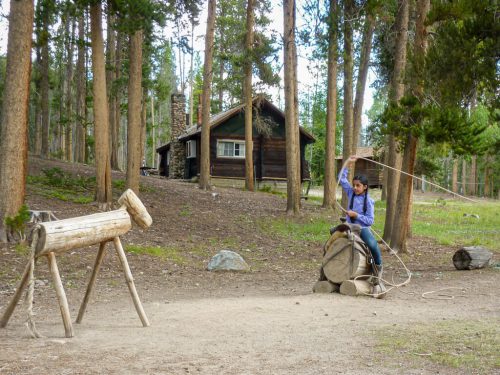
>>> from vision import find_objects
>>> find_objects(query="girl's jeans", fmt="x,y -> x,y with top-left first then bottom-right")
360,227 -> 382,265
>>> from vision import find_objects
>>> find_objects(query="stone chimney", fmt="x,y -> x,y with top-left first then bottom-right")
169,93 -> 186,179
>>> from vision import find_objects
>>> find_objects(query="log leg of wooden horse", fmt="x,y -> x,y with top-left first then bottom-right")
47,252 -> 74,338
113,237 -> 150,327
0,260 -> 32,328
76,242 -> 107,324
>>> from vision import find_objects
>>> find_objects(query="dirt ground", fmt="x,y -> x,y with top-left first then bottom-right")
0,157 -> 499,374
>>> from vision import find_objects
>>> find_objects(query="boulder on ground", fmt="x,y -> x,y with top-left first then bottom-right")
207,250 -> 250,271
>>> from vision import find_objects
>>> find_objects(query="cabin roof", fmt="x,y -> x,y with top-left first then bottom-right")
336,146 -> 377,160
157,96 -> 315,153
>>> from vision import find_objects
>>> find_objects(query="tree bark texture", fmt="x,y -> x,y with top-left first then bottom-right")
352,14 -> 375,155
322,0 -> 338,209
244,0 -> 255,191
75,12 -> 86,163
126,29 -> 144,195
106,8 -> 118,170
283,0 -> 300,214
0,0 -> 34,242
114,31 -> 123,170
199,0 -> 217,190
341,0 -> 354,207
382,0 -> 409,241
40,5 -> 50,158
452,158 -> 458,193
90,2 -> 112,209
65,17 -> 75,162
390,0 -> 430,253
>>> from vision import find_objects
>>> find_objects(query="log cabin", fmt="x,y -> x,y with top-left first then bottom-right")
156,95 -> 315,186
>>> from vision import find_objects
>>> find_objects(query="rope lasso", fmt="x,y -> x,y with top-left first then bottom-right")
332,154 -> 476,298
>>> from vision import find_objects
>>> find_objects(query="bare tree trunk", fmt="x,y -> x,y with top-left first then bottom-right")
106,6 -> 118,170
341,0 -> 354,207
126,29 -> 144,195
244,0 -> 255,191
352,13 -> 375,155
40,6 -> 50,158
390,0 -> 430,253
150,94 -> 156,167
470,155 -> 477,196
483,155 -> 491,197
461,158 -> 467,195
90,2 -> 112,209
75,11 -> 86,163
0,0 -> 34,242
65,18 -> 75,162
451,158 -> 458,193
382,0 -> 409,241
199,0 -> 217,190
283,0 -> 300,214
322,0 -> 338,209
114,31 -> 123,170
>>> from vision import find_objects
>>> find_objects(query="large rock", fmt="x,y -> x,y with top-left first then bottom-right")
207,250 -> 250,272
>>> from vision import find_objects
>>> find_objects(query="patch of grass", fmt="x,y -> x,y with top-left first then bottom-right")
15,244 -> 30,255
411,200 -> 500,251
259,216 -> 332,243
125,244 -> 186,265
375,319 -> 500,373
179,204 -> 192,217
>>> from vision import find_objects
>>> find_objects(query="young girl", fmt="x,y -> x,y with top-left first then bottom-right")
338,156 -> 383,276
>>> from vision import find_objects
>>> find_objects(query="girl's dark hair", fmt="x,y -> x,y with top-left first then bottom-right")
350,175 -> 369,214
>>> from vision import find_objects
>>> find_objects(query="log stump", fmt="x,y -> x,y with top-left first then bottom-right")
312,280 -> 340,294
339,280 -> 372,296
453,246 -> 492,270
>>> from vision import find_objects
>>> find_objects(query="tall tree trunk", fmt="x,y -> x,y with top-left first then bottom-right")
341,0 -> 354,207
65,18 -> 75,162
126,29 -> 144,195
469,155 -> 477,196
382,0 -> 409,241
322,0 -> 338,209
114,31 -> 123,170
461,158 -> 467,195
283,0 -> 300,214
151,94 -> 156,167
390,0 -> 430,253
75,11 -> 86,163
106,7 -> 118,170
189,22 -> 195,127
483,155 -> 491,197
90,2 -> 112,209
352,14 -> 375,154
451,158 -> 458,193
244,0 -> 255,191
199,0 -> 217,190
0,0 -> 34,242
40,5 -> 50,158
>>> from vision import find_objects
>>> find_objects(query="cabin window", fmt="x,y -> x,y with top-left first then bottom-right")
186,140 -> 196,158
217,140 -> 246,158
166,150 -> 171,165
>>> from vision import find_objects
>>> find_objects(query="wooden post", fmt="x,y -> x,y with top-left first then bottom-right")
113,237 -> 150,327
76,242 -> 107,323
47,252 -> 74,338
0,260 -> 32,328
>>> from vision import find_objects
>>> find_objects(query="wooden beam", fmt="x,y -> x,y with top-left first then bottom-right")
113,237 -> 150,327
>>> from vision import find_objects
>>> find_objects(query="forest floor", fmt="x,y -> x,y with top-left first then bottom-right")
0,156 -> 499,375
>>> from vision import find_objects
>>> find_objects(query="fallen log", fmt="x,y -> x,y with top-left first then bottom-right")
453,246 -> 492,270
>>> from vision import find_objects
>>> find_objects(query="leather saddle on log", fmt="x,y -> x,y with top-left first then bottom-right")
319,223 -> 372,284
